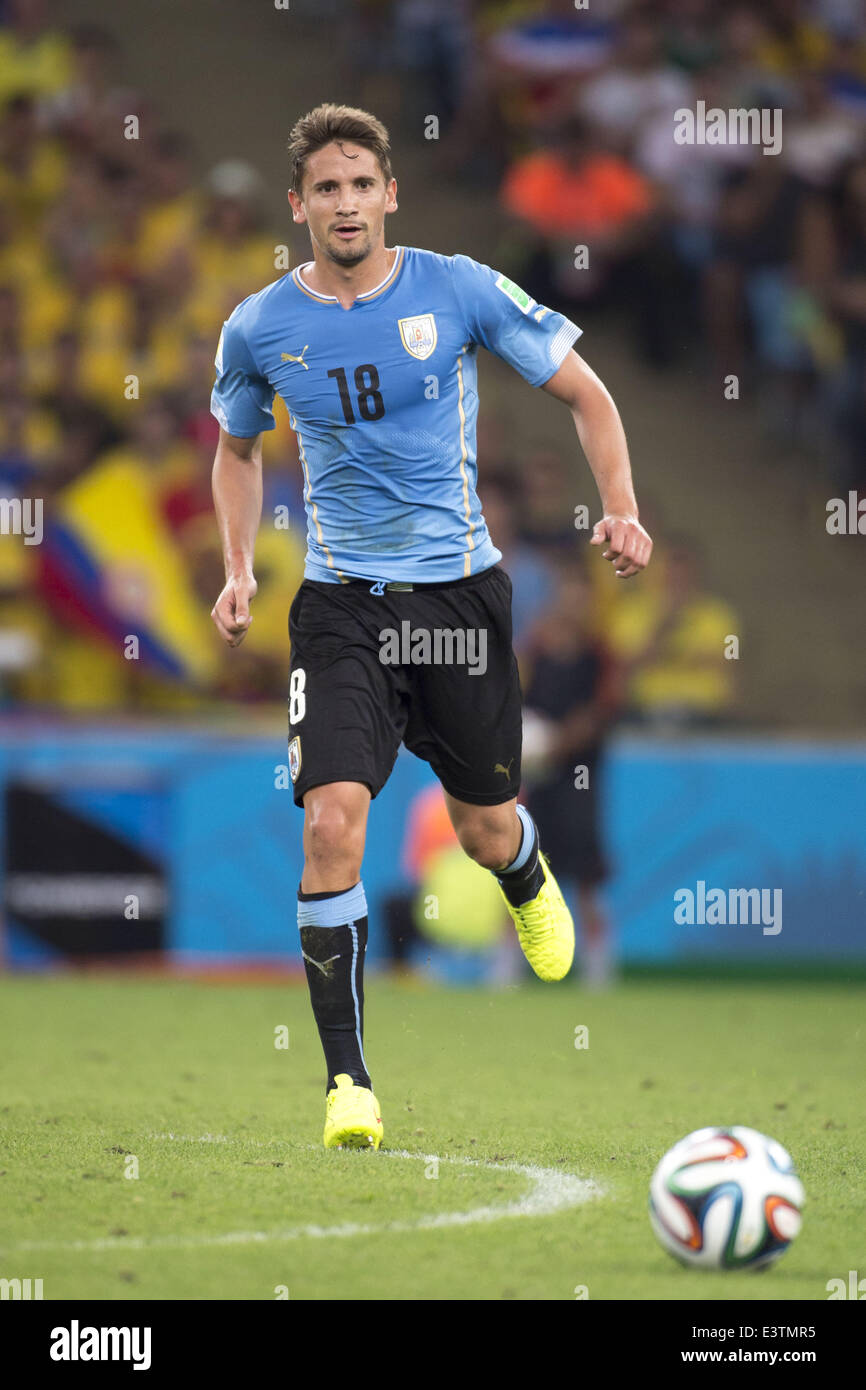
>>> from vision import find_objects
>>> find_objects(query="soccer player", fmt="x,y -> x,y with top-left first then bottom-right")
210,105 -> 652,1151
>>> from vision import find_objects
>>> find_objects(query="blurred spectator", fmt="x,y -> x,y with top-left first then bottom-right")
137,130 -> 201,273
744,0 -> 826,76
46,24 -> 134,159
635,65 -> 751,346
579,10 -> 691,153
500,115 -> 690,362
718,4 -> 793,107
824,157 -> 866,489
32,326 -> 118,494
662,0 -> 722,74
93,394 -> 197,523
441,0 -> 617,180
607,538 -> 739,729
193,160 -> 278,335
0,0 -> 72,109
0,281 -> 20,355
478,477 -> 556,649
0,388 -> 57,493
784,69 -> 863,188
825,31 -> 866,119
500,115 -> 654,300
703,156 -> 814,398
521,562 -> 620,987
0,93 -> 66,236
41,153 -> 107,278
337,0 -> 400,116
514,447 -> 579,554
394,0 -> 472,133
167,332 -> 222,440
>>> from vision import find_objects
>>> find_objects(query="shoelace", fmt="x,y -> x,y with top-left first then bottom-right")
514,889 -> 555,941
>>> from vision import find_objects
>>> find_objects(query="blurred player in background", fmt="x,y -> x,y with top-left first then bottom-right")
521,563 -> 620,988
210,104 -> 652,1151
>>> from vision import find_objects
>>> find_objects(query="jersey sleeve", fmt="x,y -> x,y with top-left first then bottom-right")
450,255 -> 582,387
210,307 -> 276,437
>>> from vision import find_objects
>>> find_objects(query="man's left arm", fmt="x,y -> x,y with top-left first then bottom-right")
542,350 -> 652,579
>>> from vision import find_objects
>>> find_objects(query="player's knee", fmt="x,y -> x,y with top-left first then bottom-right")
305,799 -> 365,875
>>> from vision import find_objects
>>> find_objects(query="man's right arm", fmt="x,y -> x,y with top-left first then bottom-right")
211,427 -> 263,647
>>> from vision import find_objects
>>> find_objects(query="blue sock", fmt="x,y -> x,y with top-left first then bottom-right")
495,805 -> 545,907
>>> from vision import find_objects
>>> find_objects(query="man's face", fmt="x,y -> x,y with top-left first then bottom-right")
288,141 -> 397,267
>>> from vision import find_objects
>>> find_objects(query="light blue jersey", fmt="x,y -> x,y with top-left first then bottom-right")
211,247 -> 581,583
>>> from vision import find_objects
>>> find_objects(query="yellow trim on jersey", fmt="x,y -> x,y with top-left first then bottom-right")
456,346 -> 475,578
290,412 -> 346,582
359,246 -> 405,301
293,273 -> 328,304
292,247 -> 405,305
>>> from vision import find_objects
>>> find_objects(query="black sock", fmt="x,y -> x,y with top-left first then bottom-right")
298,882 -> 371,1092
495,806 -> 545,907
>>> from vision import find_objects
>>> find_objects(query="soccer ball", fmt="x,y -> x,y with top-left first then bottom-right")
649,1126 -> 805,1270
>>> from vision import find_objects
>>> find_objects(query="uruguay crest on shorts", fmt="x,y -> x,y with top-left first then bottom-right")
288,735 -> 302,783
398,313 -> 438,361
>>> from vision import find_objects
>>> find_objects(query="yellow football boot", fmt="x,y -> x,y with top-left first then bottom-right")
500,855 -> 575,981
323,1074 -> 383,1150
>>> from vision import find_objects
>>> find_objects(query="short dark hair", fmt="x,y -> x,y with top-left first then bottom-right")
287,103 -> 392,194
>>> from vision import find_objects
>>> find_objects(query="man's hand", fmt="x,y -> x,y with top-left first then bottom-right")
590,514 -> 653,578
211,572 -> 258,646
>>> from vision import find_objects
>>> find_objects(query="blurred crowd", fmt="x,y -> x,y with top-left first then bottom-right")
350,0 -> 866,485
0,0 -> 307,712
0,0 -> 762,728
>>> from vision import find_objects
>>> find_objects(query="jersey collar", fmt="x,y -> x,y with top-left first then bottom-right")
292,247 -> 405,305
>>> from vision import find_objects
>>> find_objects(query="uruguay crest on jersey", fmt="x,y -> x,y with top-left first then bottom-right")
398,312 -> 437,360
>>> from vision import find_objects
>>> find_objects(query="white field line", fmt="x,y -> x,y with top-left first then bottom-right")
0,1134 -> 605,1255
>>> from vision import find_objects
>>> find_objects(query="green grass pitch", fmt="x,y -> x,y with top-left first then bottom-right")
0,974 -> 862,1301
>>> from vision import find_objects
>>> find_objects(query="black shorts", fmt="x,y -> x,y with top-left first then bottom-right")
287,565 -> 522,808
